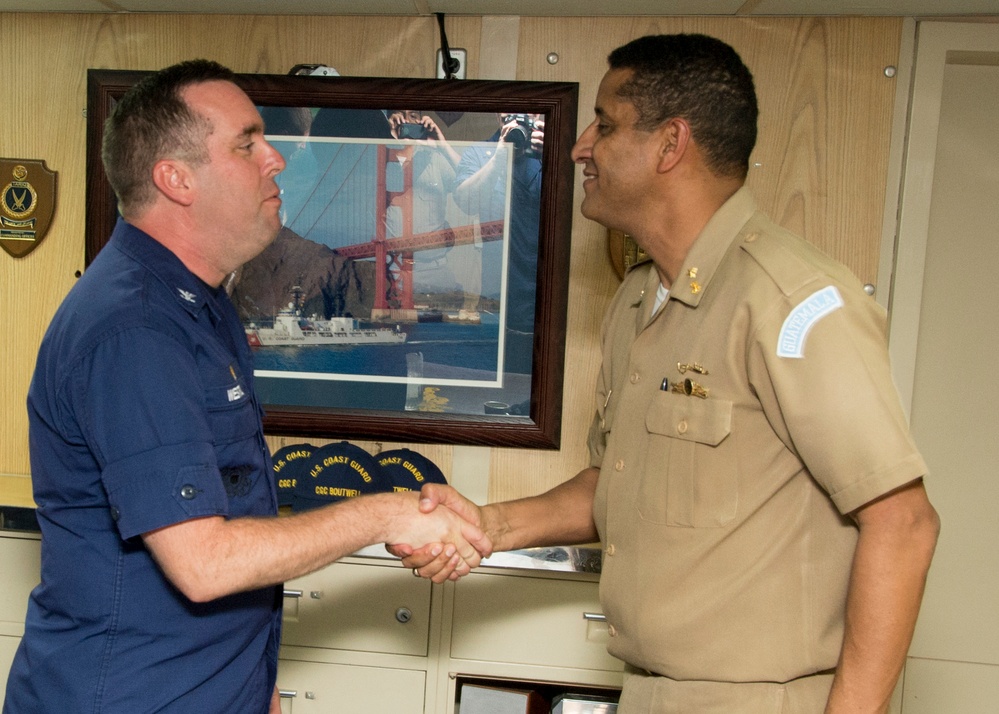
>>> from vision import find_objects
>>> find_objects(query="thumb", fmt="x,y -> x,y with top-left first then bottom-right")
418,483 -> 447,513
424,484 -> 482,527
460,519 -> 493,559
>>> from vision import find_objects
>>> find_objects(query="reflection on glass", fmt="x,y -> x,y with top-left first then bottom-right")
235,107 -> 544,417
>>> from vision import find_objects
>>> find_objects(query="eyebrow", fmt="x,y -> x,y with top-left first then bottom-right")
238,122 -> 265,140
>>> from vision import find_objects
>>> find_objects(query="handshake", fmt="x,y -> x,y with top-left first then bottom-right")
384,484 -> 492,584
377,465 -> 597,583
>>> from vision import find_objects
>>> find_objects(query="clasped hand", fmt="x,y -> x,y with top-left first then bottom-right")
386,485 -> 486,583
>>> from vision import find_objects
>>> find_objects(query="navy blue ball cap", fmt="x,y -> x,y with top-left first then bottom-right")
293,441 -> 391,511
376,448 -> 448,492
271,443 -> 315,508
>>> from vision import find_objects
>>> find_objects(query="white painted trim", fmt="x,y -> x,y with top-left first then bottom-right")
888,21 -> 999,416
877,17 -> 917,315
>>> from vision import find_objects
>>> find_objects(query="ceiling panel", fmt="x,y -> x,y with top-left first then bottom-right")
752,0 -> 999,15
0,0 -> 994,14
428,0 -> 746,15
108,0 -> 423,13
0,0 -> 115,10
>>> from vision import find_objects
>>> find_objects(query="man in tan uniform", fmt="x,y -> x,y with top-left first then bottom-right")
398,34 -> 939,713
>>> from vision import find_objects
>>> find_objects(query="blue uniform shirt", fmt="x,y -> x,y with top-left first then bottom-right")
5,220 -> 281,713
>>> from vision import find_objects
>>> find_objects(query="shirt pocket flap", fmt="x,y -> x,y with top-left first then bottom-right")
645,394 -> 732,447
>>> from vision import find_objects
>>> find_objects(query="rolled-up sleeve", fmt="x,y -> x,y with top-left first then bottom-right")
70,326 -> 230,539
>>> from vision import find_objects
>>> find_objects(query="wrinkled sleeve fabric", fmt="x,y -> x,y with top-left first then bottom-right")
748,282 -> 928,515
68,325 -> 229,540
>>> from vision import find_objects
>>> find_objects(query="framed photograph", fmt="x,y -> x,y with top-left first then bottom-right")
86,69 -> 578,449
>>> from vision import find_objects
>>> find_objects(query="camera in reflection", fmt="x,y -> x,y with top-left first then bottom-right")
398,123 -> 430,140
503,114 -> 541,157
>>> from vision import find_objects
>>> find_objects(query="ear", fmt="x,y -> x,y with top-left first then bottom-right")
151,159 -> 196,207
655,118 -> 692,174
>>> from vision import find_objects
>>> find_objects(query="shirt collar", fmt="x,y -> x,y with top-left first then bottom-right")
668,186 -> 758,308
108,218 -> 223,322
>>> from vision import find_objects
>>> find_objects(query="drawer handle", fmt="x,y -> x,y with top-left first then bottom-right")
583,612 -> 607,622
283,589 -> 303,599
278,689 -> 297,699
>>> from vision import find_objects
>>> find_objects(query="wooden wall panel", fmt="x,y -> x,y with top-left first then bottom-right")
0,13 -> 482,480
490,15 -> 903,503
0,13 -> 902,517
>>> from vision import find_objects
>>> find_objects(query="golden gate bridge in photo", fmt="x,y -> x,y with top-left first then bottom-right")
280,141 -> 505,319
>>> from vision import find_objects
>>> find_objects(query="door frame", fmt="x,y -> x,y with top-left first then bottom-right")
887,20 -> 999,415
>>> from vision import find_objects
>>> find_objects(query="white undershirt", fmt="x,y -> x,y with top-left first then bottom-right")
653,282 -> 669,313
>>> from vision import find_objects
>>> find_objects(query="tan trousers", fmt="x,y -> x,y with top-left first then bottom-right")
619,666 -> 835,713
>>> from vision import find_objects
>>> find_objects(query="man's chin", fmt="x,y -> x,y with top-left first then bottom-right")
579,198 -> 600,223
580,201 -> 616,231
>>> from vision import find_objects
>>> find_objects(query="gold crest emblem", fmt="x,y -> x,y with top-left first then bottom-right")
1,158 -> 57,258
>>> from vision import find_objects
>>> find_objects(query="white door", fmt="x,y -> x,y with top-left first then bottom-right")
890,21 -> 999,714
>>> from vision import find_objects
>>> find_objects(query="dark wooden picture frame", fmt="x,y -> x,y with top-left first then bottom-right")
86,69 -> 578,449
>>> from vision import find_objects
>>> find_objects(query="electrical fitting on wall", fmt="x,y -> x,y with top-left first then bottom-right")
436,48 -> 466,79
287,64 -> 339,77
435,12 -> 464,79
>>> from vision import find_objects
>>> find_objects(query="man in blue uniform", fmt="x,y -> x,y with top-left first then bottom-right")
4,60 -> 489,713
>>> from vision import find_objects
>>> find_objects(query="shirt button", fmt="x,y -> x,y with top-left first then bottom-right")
629,372 -> 640,384
606,544 -> 616,556
109,507 -> 120,521
614,459 -> 625,471
677,420 -> 688,435
608,624 -> 618,637
180,485 -> 197,500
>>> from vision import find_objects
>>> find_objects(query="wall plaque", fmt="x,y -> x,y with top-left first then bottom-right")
1,158 -> 57,258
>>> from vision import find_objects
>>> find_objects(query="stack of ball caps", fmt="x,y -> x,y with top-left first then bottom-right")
270,442 -> 448,512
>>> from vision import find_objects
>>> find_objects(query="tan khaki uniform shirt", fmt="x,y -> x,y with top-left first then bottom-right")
588,189 -> 927,710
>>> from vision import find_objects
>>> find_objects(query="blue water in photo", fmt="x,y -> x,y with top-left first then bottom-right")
250,318 -> 501,379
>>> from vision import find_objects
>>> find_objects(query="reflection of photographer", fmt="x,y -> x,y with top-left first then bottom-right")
453,113 -> 544,215
500,113 -> 544,158
452,113 -> 544,374
387,110 -> 462,166
383,110 -> 462,284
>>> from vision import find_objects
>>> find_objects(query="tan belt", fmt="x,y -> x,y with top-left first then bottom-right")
619,666 -> 835,714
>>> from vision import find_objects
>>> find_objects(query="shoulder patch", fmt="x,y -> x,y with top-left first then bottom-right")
777,286 -> 843,358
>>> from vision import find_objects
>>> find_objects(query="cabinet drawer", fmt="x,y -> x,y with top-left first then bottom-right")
277,658 -> 424,714
282,560 -> 431,656
0,537 -> 39,627
451,572 -> 624,672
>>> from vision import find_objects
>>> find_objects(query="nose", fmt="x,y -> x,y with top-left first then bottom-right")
262,138 -> 286,176
571,122 -> 596,163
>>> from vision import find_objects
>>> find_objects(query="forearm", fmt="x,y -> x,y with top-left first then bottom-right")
481,467 -> 600,553
437,139 -> 461,167
452,153 -> 503,212
145,492 -> 459,602
826,481 -> 939,713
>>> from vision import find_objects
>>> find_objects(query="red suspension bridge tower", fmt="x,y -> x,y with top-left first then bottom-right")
332,144 -> 504,321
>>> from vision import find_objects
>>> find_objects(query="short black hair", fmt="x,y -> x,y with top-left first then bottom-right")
101,59 -> 237,218
608,34 -> 758,179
